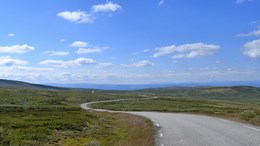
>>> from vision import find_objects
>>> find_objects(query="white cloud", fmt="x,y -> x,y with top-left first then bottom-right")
91,1 -> 121,13
57,11 -> 94,23
153,43 -> 220,59
60,39 -> 67,42
236,0 -> 254,4
96,63 -> 113,68
8,33 -> 15,37
39,58 -> 97,68
71,41 -> 88,47
0,56 -> 27,66
0,66 -> 56,82
10,66 -> 53,72
123,60 -> 154,67
153,45 -> 176,57
76,48 -> 101,54
143,49 -> 149,53
243,39 -> 260,58
39,60 -> 66,67
0,44 -> 34,53
237,29 -> 260,37
158,0 -> 165,6
45,51 -> 69,56
75,58 -> 96,65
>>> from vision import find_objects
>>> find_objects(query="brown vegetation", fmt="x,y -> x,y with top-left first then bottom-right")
114,112 -> 154,146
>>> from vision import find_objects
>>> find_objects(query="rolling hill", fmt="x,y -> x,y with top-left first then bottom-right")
0,79 -> 63,90
139,86 -> 260,99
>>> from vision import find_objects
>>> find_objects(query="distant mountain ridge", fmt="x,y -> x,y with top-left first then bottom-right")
50,80 -> 260,90
1,79 -> 260,90
0,79 -> 63,90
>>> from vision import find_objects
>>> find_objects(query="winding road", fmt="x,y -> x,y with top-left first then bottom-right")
80,99 -> 260,146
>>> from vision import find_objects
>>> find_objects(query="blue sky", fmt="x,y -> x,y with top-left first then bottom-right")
0,0 -> 260,84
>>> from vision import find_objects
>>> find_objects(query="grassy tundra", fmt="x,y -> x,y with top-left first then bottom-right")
1,83 -> 259,145
91,86 -> 260,126
0,87 -> 154,146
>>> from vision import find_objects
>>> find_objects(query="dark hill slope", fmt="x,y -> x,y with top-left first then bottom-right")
0,79 -> 64,90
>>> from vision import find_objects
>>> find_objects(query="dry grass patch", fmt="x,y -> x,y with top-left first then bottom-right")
111,112 -> 155,146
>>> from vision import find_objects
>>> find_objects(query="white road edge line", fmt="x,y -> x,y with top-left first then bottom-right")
160,133 -> 163,137
156,123 -> 160,128
243,125 -> 260,132
159,130 -> 163,137
161,144 -> 165,146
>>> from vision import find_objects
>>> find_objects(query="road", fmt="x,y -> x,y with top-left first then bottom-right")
80,100 -> 260,146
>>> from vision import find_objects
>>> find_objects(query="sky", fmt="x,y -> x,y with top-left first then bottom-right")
0,0 -> 260,84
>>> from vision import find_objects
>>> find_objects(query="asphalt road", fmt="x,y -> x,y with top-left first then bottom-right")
80,100 -> 260,146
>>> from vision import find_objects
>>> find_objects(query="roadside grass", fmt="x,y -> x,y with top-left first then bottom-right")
115,113 -> 154,146
0,87 -> 155,146
0,107 -> 126,145
91,94 -> 260,126
2,85 -> 259,145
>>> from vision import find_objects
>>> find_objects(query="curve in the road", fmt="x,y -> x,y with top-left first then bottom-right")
80,99 -> 260,146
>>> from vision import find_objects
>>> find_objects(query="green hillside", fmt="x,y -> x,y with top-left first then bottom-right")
0,79 -> 63,90
0,81 -> 153,146
91,86 -> 260,126
139,86 -> 260,99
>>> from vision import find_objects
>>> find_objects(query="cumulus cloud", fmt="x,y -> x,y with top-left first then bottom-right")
123,60 -> 154,67
45,51 -> 69,56
91,1 -> 121,13
237,29 -> 260,37
243,39 -> 260,58
39,58 -> 97,68
75,58 -> 96,64
76,48 -> 101,54
57,2 -> 121,24
8,33 -> 15,37
71,41 -> 88,47
153,43 -> 220,59
0,56 -> 27,66
10,66 -> 53,72
57,11 -> 94,23
236,0 -> 254,3
96,63 -> 113,68
0,44 -> 34,53
0,66 -> 56,82
143,49 -> 149,53
153,45 -> 176,57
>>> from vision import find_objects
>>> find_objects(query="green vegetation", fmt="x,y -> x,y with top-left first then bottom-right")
138,86 -> 260,99
2,84 -> 259,145
0,87 -> 144,106
0,87 -> 154,146
91,86 -> 260,126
